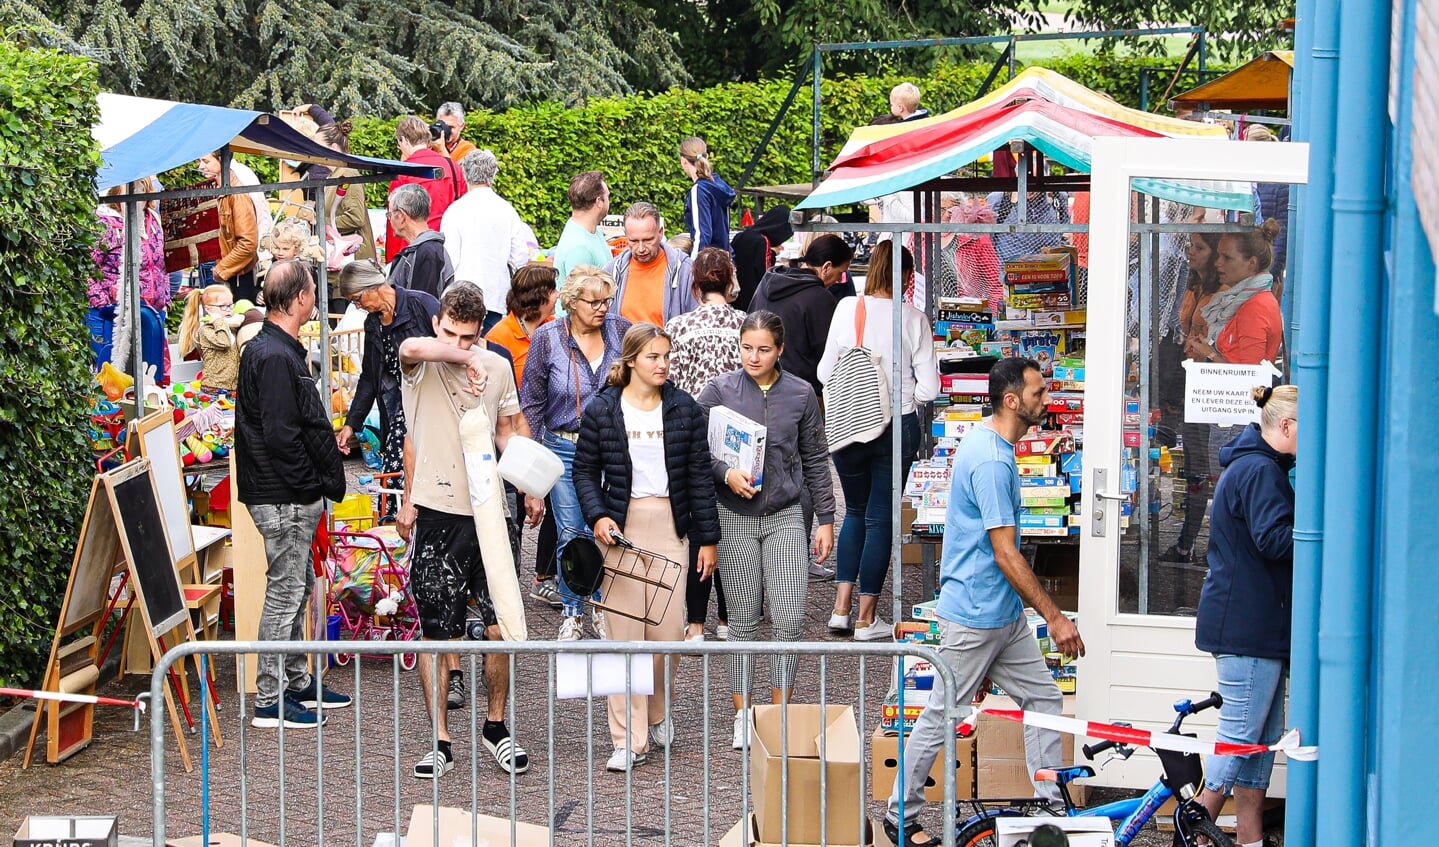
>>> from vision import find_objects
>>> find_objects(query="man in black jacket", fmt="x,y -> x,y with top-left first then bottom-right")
235,260 -> 350,729
387,183 -> 455,298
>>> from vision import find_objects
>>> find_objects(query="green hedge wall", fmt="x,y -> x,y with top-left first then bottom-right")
348,54 -> 1218,245
0,41 -> 102,686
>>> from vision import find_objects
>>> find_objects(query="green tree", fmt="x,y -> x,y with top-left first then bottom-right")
0,0 -> 689,114
1060,0 -> 1293,60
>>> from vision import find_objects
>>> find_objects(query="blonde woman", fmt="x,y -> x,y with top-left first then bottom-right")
679,136 -> 735,256
572,323 -> 719,771
1195,384 -> 1298,847
520,266 -> 633,639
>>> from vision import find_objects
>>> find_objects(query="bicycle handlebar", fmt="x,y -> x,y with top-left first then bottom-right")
1082,739 -> 1116,760
1189,692 -> 1223,714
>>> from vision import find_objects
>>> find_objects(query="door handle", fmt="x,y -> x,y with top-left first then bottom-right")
1094,490 -> 1129,501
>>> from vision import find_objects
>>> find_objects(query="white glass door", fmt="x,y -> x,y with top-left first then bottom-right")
1077,137 -> 1309,789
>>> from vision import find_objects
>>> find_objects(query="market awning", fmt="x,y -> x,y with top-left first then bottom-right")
93,94 -> 436,191
796,68 -> 1251,212
1169,52 -> 1294,111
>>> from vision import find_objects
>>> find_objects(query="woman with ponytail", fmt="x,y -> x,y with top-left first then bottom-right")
572,322 -> 719,773
1194,383 -> 1298,847
318,120 -> 377,261
679,136 -> 736,256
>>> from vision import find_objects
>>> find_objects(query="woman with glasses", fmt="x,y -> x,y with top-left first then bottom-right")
335,260 -> 438,485
520,265 -> 632,640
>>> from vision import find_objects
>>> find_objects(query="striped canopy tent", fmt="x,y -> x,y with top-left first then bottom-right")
94,94 -> 434,191
796,67 -> 1251,211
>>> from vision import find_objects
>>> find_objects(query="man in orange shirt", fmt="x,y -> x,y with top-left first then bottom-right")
435,103 -> 478,163
604,202 -> 697,326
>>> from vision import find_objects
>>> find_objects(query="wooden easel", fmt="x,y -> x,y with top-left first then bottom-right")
25,460 -> 222,771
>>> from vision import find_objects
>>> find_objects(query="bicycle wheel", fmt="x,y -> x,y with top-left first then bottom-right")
1182,816 -> 1234,847
955,818 -> 1000,847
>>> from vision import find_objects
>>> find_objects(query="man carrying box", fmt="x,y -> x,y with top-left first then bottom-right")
884,357 -> 1085,847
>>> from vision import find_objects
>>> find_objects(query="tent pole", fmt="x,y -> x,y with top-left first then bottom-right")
314,188 -> 331,404
125,190 -> 146,416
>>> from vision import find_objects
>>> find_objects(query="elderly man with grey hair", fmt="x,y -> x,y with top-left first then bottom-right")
439,149 -> 538,332
389,182 -> 455,299
434,101 -> 479,162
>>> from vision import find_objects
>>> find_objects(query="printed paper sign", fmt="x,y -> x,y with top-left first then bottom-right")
1182,359 -> 1282,426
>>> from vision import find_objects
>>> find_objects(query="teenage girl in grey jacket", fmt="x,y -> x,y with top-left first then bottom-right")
696,310 -> 835,751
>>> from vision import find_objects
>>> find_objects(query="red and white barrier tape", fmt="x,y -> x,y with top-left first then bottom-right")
960,705 -> 1318,761
0,687 -> 146,712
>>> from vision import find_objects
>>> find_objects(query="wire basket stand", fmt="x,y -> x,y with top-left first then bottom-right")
588,532 -> 685,627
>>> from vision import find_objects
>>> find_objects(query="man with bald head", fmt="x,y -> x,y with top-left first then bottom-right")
236,260 -> 350,729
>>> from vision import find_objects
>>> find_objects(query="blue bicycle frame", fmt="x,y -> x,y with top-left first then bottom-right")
1072,779 -> 1175,846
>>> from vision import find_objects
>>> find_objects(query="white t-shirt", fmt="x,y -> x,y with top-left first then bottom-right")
439,186 -> 536,313
622,398 -> 669,498
816,295 -> 940,415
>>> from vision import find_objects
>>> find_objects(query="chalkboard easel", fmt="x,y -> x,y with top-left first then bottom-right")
25,459 -> 221,771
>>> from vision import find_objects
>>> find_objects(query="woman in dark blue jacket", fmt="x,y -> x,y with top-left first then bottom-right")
1195,384 -> 1298,847
679,136 -> 736,256
335,260 -> 438,479
572,322 -> 720,773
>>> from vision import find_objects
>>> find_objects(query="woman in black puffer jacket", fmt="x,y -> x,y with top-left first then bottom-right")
572,322 -> 719,773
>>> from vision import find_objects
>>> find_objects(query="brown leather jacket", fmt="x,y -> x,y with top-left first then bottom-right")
214,191 -> 258,282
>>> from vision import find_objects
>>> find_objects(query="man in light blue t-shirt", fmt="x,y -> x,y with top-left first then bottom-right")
552,170 -> 613,301
884,357 -> 1086,847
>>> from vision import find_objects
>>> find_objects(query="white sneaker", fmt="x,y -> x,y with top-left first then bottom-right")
827,613 -> 852,633
606,747 -> 647,772
716,624 -> 730,640
650,718 -> 675,749
557,615 -> 583,641
732,708 -> 753,750
854,618 -> 892,642
590,609 -> 610,640
685,633 -> 705,643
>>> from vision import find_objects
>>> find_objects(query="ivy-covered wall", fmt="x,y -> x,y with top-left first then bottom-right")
0,40 -> 102,687
344,54 -> 1220,245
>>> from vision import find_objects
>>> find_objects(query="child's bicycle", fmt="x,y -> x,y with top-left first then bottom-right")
953,692 -> 1234,847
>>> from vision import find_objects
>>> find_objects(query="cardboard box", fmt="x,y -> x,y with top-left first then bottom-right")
17,817 -> 117,847
976,695 -> 1083,804
869,726 -> 975,801
750,705 -> 862,846
168,835 -> 277,847
996,817 -> 1114,847
404,804 -> 550,847
719,814 -> 889,847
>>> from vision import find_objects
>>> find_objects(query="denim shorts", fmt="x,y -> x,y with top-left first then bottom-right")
1202,654 -> 1288,792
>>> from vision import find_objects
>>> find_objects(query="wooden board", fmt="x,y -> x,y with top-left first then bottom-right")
134,411 -> 197,577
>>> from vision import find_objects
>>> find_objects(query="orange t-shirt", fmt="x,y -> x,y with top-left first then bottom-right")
619,255 -> 667,326
484,312 -> 554,390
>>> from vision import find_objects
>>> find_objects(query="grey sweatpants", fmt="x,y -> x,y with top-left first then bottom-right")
716,503 -> 809,693
887,616 -> 1065,826
251,500 -> 324,708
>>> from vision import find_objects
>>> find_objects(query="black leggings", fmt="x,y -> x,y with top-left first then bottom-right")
685,541 -> 728,625
534,495 -> 557,579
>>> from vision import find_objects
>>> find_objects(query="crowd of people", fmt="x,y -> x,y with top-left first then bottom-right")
91,83 -> 1296,843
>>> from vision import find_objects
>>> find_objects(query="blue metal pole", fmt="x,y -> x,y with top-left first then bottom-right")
1375,3 -> 1439,842
1286,0 -> 1338,841
1316,0 -> 1388,844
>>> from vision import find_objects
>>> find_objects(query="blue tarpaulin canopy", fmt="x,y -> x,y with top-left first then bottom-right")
93,94 -> 433,191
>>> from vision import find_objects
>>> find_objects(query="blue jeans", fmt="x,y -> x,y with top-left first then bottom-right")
249,500 -> 324,708
544,432 -> 598,616
1203,654 -> 1288,792
832,413 -> 920,596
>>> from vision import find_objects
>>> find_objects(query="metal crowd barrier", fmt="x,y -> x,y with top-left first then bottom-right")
150,640 -> 962,847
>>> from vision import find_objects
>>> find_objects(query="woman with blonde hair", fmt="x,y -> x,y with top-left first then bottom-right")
1195,384 -> 1298,847
572,323 -> 719,771
679,136 -> 736,257
521,265 -> 633,639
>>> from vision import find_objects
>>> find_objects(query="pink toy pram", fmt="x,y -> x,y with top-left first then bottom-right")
323,526 -> 420,670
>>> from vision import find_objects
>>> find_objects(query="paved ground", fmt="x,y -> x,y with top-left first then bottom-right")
0,457 -> 1237,846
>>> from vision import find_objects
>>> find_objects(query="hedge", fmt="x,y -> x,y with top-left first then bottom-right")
0,40 -> 102,686
346,53 -> 1223,245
